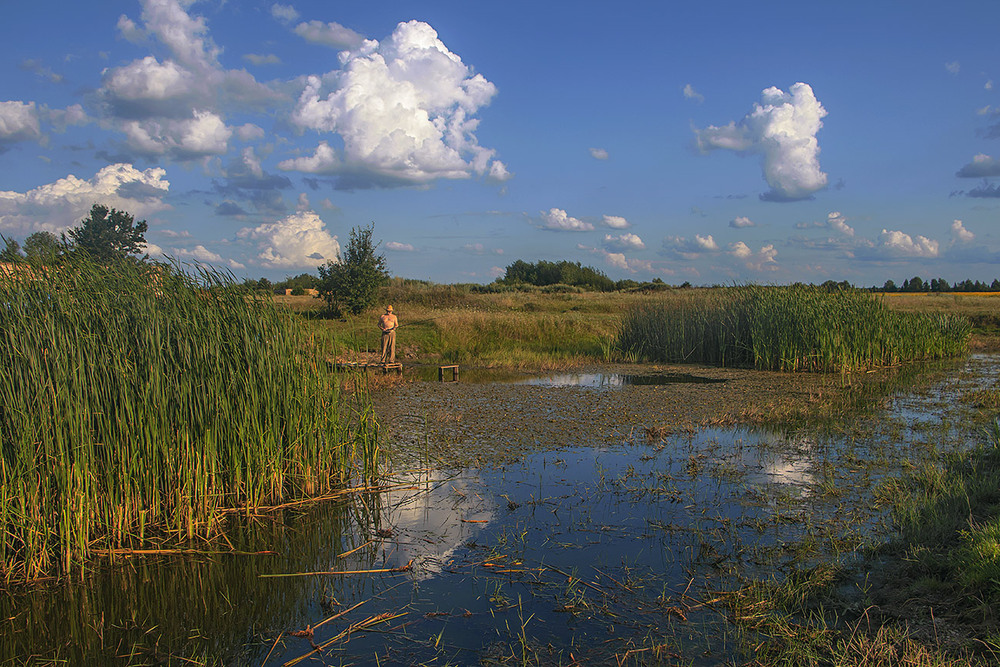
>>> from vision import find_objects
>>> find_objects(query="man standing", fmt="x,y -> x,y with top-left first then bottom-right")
379,305 -> 398,364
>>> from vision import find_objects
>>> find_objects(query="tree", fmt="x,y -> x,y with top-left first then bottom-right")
23,231 -> 63,264
317,224 -> 389,316
66,204 -> 149,263
0,236 -> 22,262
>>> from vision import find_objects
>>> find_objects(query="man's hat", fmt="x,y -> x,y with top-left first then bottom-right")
386,305 -> 393,312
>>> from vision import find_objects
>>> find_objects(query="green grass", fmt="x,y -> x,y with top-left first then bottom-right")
616,285 -> 971,372
0,258 -> 378,582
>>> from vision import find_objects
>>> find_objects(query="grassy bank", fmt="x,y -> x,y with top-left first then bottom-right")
281,281 -> 637,369
281,282 -> 979,372
617,285 -> 971,372
0,260 -> 378,582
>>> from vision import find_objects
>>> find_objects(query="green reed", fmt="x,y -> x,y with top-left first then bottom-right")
616,285 -> 971,372
0,258 -> 379,581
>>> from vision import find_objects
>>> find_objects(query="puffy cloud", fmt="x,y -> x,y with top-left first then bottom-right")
951,219 -> 974,243
728,241 -> 752,258
386,241 -> 415,251
238,210 -> 341,267
727,242 -> 777,270
663,234 -> 719,259
729,215 -> 754,228
603,232 -> 645,251
878,229 -> 939,258
0,163 -> 170,236
173,244 -> 223,262
589,147 -> 609,160
540,208 -> 593,231
825,211 -> 854,236
278,141 -> 340,173
695,82 -> 828,201
123,109 -> 232,158
287,20 -> 507,187
683,84 -> 704,103
946,61 -> 961,74
0,101 -> 43,150
293,20 -> 365,49
602,215 -> 629,229
102,0 -> 278,159
957,153 -> 1000,178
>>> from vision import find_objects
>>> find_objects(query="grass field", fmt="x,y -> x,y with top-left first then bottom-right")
279,284 -> 995,369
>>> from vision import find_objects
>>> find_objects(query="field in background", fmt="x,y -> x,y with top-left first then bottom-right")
275,285 -> 1000,368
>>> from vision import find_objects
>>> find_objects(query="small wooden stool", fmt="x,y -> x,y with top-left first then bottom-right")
383,363 -> 402,374
438,364 -> 459,381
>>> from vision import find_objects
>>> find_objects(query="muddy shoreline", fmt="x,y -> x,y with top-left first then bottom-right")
372,361 -> 941,467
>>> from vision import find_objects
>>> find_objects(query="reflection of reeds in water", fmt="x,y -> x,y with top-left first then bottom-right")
0,259 -> 379,581
0,496 -> 381,665
617,285 -> 971,372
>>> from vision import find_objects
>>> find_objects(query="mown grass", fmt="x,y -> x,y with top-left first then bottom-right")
617,285 -> 971,372
0,259 -> 378,582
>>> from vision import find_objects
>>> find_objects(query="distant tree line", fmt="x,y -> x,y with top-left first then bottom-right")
496,259 -> 683,292
876,276 -> 1000,293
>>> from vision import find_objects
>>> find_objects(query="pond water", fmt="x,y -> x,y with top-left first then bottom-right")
2,355 -> 995,665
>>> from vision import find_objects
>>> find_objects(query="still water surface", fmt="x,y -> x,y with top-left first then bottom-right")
2,356 -> 994,665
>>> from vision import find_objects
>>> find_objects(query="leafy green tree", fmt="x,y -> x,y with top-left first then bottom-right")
317,224 -> 389,316
0,236 -> 23,262
65,204 -> 149,263
23,231 -> 63,264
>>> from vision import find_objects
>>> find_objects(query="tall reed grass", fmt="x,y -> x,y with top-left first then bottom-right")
0,259 -> 378,581
616,285 -> 971,372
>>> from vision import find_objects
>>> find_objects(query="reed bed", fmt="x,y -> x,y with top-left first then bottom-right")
0,259 -> 378,581
616,285 -> 971,372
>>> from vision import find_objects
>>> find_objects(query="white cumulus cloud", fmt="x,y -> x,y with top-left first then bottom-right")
286,20 -> 507,187
826,211 -> 854,236
238,210 -> 341,267
173,244 -> 223,262
602,215 -> 629,229
541,208 -> 593,231
695,82 -> 828,201
951,219 -> 974,243
603,233 -> 645,251
103,0 -> 277,159
663,234 -> 719,259
0,163 -> 169,236
0,101 -> 43,149
729,215 -> 754,228
878,229 -> 939,258
589,147 -> 609,160
386,241 -> 415,251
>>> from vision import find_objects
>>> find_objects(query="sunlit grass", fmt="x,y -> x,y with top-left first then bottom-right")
616,285 -> 971,372
0,258 -> 378,581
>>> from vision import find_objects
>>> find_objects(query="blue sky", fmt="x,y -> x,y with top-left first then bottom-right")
2,0 -> 999,285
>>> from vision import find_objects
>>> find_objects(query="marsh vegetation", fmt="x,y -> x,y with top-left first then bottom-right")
4,275 -> 1000,665
0,258 -> 378,582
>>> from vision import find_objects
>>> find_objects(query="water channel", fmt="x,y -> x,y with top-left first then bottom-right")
2,355 -> 996,665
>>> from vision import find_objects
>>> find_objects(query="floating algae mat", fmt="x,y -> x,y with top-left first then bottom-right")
2,356 -> 996,665
513,371 -> 727,387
